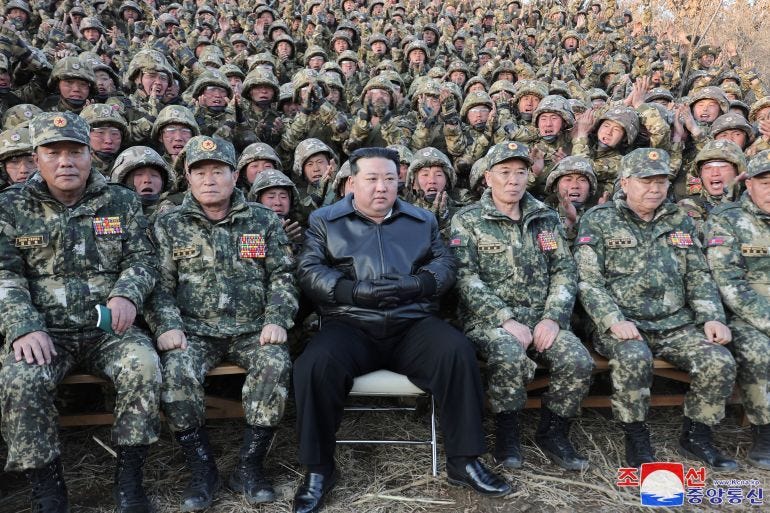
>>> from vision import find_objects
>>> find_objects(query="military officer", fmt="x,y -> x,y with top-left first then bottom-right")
574,148 -> 737,470
0,111 -> 160,513
451,142 -> 594,472
146,135 -> 298,510
704,150 -> 770,470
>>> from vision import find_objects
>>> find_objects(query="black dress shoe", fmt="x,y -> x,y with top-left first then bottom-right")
446,458 -> 512,497
293,470 -> 339,513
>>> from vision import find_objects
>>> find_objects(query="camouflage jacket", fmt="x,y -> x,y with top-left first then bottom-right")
343,114 -> 411,154
0,171 -> 157,342
677,187 -> 739,242
147,188 -> 298,338
279,103 -> 349,163
450,189 -> 577,331
705,193 -> 770,334
574,199 -> 726,334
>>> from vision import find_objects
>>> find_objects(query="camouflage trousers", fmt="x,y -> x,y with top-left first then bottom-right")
729,319 -> 770,425
160,332 -> 291,432
0,328 -> 161,472
594,324 -> 736,425
467,326 -> 594,417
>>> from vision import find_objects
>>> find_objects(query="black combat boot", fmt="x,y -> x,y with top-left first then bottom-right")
28,457 -> 68,513
748,424 -> 770,470
228,425 -> 276,504
678,417 -> 738,471
535,408 -> 589,471
175,427 -> 221,512
622,421 -> 655,468
113,445 -> 151,513
494,411 -> 522,469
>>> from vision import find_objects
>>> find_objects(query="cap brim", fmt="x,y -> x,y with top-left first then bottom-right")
33,136 -> 90,149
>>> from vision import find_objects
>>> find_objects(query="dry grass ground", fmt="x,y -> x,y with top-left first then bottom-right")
1,387 -> 769,513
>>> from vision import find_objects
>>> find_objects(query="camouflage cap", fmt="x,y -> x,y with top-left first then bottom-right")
292,138 -> 335,177
182,136 -> 236,169
110,146 -> 175,192
407,147 -> 456,189
747,150 -> 770,179
0,126 -> 32,162
695,139 -> 748,176
79,103 -> 128,133
710,112 -> 754,142
2,104 -> 42,129
237,142 -> 282,173
485,141 -> 532,168
545,155 -> 597,195
749,96 -> 770,123
619,148 -> 671,179
29,111 -> 90,148
248,169 -> 299,202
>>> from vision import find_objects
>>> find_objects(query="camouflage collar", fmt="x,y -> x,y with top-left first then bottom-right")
480,188 -> 551,223
742,192 -> 770,220
180,186 -> 250,223
25,169 -> 108,206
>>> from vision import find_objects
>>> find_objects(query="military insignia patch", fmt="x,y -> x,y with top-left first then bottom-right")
10,132 -> 20,141
449,237 -> 463,247
577,236 -> 593,244
686,176 -> 702,195
607,237 -> 634,248
648,150 -> 659,160
14,234 -> 48,248
52,116 -> 67,128
239,234 -> 266,258
668,231 -> 693,248
200,139 -> 216,151
707,237 -> 726,246
537,231 -> 558,251
172,246 -> 199,259
507,142 -> 518,150
741,245 -> 769,256
92,217 -> 123,235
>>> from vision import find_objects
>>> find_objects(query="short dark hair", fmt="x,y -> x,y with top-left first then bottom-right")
349,147 -> 399,175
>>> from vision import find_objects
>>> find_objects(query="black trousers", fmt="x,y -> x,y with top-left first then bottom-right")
293,316 -> 487,465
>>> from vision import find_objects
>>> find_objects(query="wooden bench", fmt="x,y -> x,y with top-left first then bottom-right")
58,363 -> 247,427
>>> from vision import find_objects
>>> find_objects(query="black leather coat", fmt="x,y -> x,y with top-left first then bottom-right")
298,194 -> 456,339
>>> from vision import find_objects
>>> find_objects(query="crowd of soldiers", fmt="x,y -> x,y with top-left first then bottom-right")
1,0 -> 770,511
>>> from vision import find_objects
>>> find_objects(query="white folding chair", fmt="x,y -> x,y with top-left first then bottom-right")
336,369 -> 438,476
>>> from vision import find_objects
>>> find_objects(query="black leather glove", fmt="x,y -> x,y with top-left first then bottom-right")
381,272 -> 437,302
334,279 -> 399,309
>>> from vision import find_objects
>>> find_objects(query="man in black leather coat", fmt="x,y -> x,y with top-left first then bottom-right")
292,147 -> 510,513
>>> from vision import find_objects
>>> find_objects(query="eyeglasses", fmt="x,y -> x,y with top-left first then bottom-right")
91,127 -> 122,139
162,126 -> 193,137
202,86 -> 229,97
143,72 -> 170,84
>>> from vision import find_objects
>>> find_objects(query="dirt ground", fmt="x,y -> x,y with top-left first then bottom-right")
2,381 -> 769,513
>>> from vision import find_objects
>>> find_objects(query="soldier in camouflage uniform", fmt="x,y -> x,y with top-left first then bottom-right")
146,135 -> 298,510
0,111 -> 160,513
279,69 -> 349,166
39,57 -> 96,114
2,103 -> 42,129
151,105 -> 200,170
292,138 -> 337,225
705,150 -> 770,470
343,76 -> 411,153
678,140 -> 746,241
110,146 -> 176,222
80,103 -> 128,176
451,141 -> 593,471
236,141 -> 283,192
574,148 -> 738,470
572,105 -> 640,201
515,94 -> 574,199
248,168 -> 304,249
0,125 -> 34,189
544,155 -> 598,242
404,147 -> 457,235
240,68 -> 284,149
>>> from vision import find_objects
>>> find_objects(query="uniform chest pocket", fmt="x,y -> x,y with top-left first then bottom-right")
93,235 -> 124,271
477,240 -> 514,280
15,233 -> 56,276
604,235 -> 643,275
172,245 -> 208,273
741,244 -> 770,274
